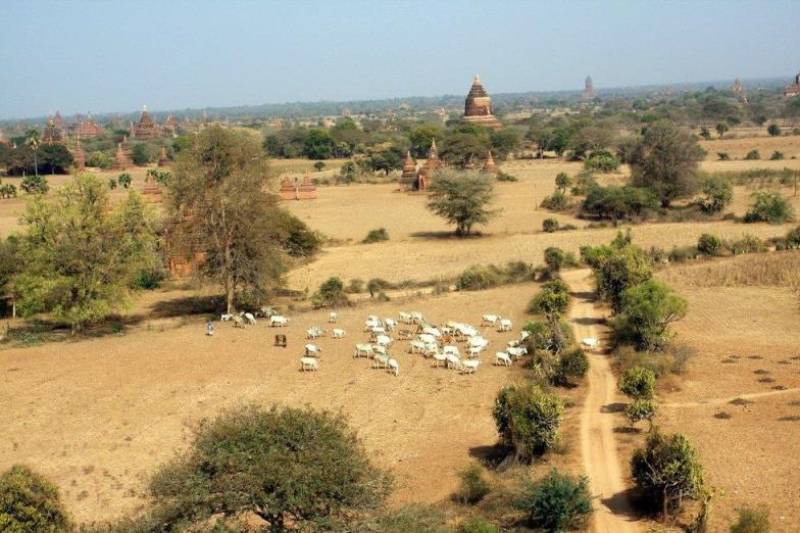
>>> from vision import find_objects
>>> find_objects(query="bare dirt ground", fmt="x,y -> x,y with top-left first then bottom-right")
1,284 -> 540,525
653,257 -> 800,531
564,269 -> 640,533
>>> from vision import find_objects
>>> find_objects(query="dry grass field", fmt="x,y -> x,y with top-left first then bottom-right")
699,134 -> 800,159
0,283 -> 589,524
653,253 -> 800,530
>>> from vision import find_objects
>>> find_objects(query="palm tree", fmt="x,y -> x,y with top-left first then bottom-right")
25,129 -> 41,176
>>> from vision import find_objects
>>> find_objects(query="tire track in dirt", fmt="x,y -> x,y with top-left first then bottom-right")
563,269 -> 640,533
663,387 -> 800,408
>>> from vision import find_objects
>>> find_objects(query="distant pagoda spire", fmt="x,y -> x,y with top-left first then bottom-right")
483,150 -> 498,174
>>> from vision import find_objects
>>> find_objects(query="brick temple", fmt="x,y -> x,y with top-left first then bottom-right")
133,106 -> 160,139
463,75 -> 502,130
784,72 -> 800,98
279,174 -> 317,200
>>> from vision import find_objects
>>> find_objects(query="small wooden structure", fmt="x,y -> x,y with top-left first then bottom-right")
279,174 -> 317,201
274,334 -> 287,348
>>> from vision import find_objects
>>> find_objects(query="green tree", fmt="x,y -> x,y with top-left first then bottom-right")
24,129 -> 41,177
528,279 -> 570,319
455,463 -> 491,505
366,146 -> 404,175
0,465 -> 72,533
744,191 -> 795,224
312,276 -> 349,308
543,246 -> 565,273
313,160 -> 325,172
715,122 -> 729,139
698,175 -> 733,213
166,125 -> 286,313
339,160 -> 358,184
303,128 -> 335,159
612,280 -> 688,351
554,172 -> 571,193
586,240 -> 653,312
556,348 -> 589,385
514,469 -> 593,532
14,174 -> 158,330
626,399 -> 657,429
407,124 -> 444,158
131,143 -> 152,166
493,384 -> 563,461
439,131 -> 491,169
149,405 -> 391,530
619,366 -> 657,400
766,124 -> 781,137
697,233 -> 724,256
117,173 -> 132,189
631,431 -> 705,518
427,171 -> 497,236
20,175 -> 49,194
629,120 -> 706,207
489,128 -> 520,160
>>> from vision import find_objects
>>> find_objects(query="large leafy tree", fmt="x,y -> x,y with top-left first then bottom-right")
167,126 -> 286,313
427,170 -> 497,236
14,174 -> 158,330
0,465 -> 72,532
613,279 -> 688,351
629,120 -> 706,207
439,129 -> 491,168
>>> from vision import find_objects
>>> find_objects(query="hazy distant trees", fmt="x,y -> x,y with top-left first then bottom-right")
427,170 -> 497,236
628,120 -> 706,207
439,127 -> 491,168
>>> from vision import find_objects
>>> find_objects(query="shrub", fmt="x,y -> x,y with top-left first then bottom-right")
767,124 -> 781,137
586,240 -> 653,311
584,150 -> 620,172
631,431 -> 705,517
544,246 -> 565,273
542,217 -> 559,233
367,278 -> 393,298
554,172 -> 571,192
149,405 -> 391,530
455,464 -> 491,505
528,279 -> 570,318
717,152 -> 730,161
132,267 -> 166,290
570,172 -> 598,196
20,174 -> 49,194
514,469 -> 593,531
277,213 -> 322,258
697,233 -> 724,256
613,280 -> 687,351
338,160 -> 358,184
363,227 -> 389,244
770,151 -> 784,161
698,175 -> 733,214
744,149 -> 761,160
582,184 -> 659,221
0,184 -> 17,198
540,191 -> 570,211
312,277 -> 349,308
456,266 -> 502,291
556,348 -> 589,385
730,506 -> 770,533
460,517 -> 499,533
625,399 -> 657,428
744,191 -> 795,224
117,173 -> 132,189
346,278 -> 364,293
87,150 -> 112,169
496,171 -> 517,182
787,225 -> 800,248
0,465 -> 72,532
619,366 -> 656,400
729,234 -> 766,255
614,345 -> 694,378
358,504 -> 447,533
313,160 -> 325,171
493,384 -> 563,461
668,245 -> 701,263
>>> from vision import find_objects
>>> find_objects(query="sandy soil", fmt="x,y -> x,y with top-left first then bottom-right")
564,269 -> 640,533
0,284 -> 538,525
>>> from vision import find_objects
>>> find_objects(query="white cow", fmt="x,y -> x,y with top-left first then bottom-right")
354,344 -> 373,358
243,312 -> 257,325
387,358 -> 399,376
409,340 -> 426,354
304,344 -> 321,357
306,326 -> 324,339
372,344 -> 388,357
432,351 -> 447,368
468,336 -> 489,349
461,360 -> 480,374
269,315 -> 289,327
418,333 -> 437,345
232,315 -> 245,328
498,318 -> 513,332
220,313 -> 233,321
467,346 -> 483,358
422,326 -> 442,338
399,312 -> 413,324
443,345 -> 460,358
375,334 -> 392,347
300,357 -> 319,371
372,354 -> 390,369
410,311 -> 424,324
507,346 -> 528,359
384,318 -> 397,331
445,353 -> 462,370
481,314 -> 499,326
495,352 -> 512,366
328,312 -> 337,323
331,328 -> 346,339
581,337 -> 599,349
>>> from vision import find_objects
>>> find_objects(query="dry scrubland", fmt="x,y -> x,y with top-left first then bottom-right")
653,252 -> 800,530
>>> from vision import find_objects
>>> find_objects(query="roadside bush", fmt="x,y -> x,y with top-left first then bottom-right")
619,366 -> 656,400
570,171 -> 598,196
729,234 -> 766,255
542,217 -> 559,233
744,149 -> 761,160
363,227 -> 389,244
786,225 -> 800,248
132,267 -> 166,290
367,278 -> 393,297
0,184 -> 17,198
585,240 -> 653,311
455,464 -> 491,505
87,150 -> 112,169
556,348 -> 589,385
631,431 -> 705,517
117,173 -> 132,189
625,399 -> 657,429
582,184 -> 659,221
149,405 -> 391,530
770,151 -> 784,161
767,124 -> 781,137
668,245 -> 701,263
697,175 -> 733,214
540,191 -> 569,211
20,174 -> 49,194
544,246 -> 565,273
346,278 -> 364,293
697,233 -> 724,256
528,279 -> 570,318
496,171 -> 517,182
456,262 -> 535,291
493,384 -> 563,461
614,344 -> 694,378
514,469 -> 593,531
0,465 -> 72,532
730,506 -> 770,533
278,213 -> 323,258
312,277 -> 349,308
584,150 -> 620,172
554,172 -> 571,192
744,191 -> 795,224
613,280 -> 688,351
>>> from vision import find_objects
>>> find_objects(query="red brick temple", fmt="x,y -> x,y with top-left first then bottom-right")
398,151 -> 418,191
142,170 -> 163,203
42,117 -> 64,145
133,106 -> 160,139
784,72 -> 800,98
279,174 -> 317,200
463,75 -> 502,130
74,117 -> 103,139
157,146 -> 170,167
113,142 -> 133,170
582,75 -> 595,100
483,150 -> 499,175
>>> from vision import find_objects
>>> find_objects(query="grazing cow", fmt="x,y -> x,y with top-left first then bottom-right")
481,314 -> 499,326
387,358 -> 399,376
467,346 -> 483,358
581,337 -> 599,349
372,354 -> 389,369
399,312 -> 413,324
422,326 -> 442,338
498,318 -> 513,332
461,360 -> 480,374
306,326 -> 324,339
507,346 -> 527,359
418,333 -> 437,345
445,353 -> 462,370
300,357 -> 319,371
304,344 -> 321,357
384,318 -> 397,331
259,306 -> 275,318
269,315 -> 289,327
432,351 -> 447,368
495,352 -> 512,366
243,312 -> 257,325
409,340 -> 426,354
443,345 -> 460,358
410,311 -> 424,324
232,315 -> 245,328
221,313 -> 233,322
375,334 -> 392,347
354,344 -> 373,358
331,328 -> 345,339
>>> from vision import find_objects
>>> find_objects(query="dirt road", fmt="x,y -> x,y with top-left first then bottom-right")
563,269 -> 639,533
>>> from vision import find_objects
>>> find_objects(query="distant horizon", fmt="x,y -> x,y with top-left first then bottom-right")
1,0 -> 797,121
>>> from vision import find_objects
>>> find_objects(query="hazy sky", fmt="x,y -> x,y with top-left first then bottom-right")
1,0 -> 798,119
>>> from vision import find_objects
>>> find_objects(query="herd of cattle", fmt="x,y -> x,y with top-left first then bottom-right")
218,308 -> 530,376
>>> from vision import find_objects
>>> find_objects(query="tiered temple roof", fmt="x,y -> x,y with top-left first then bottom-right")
72,139 -> 86,171
74,118 -> 103,138
482,151 -> 499,175
157,146 -> 170,167
399,151 -> 418,191
142,170 -> 163,203
463,75 -> 502,130
42,118 -> 64,144
784,72 -> 800,98
133,106 -> 160,139
113,142 -> 133,170
162,115 -> 178,135
52,111 -> 64,130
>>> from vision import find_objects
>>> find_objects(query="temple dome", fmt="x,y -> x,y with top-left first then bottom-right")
463,75 -> 502,130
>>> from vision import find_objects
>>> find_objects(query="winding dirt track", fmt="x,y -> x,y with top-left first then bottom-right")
563,269 -> 640,533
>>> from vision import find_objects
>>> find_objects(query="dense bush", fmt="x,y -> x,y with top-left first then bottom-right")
523,319 -> 573,357
0,465 -> 72,532
767,124 -> 781,136
730,506 -> 770,533
697,233 -> 724,256
570,172 -> 598,196
493,384 -> 563,461
770,151 -> 784,161
363,227 -> 389,244
787,225 -> 800,248
312,276 -> 349,308
544,246 -> 578,273
729,234 -> 766,255
554,172 -> 571,193
625,399 -> 657,428
556,348 -> 589,385
131,143 -> 152,166
744,191 -> 795,224
148,405 -> 391,530
744,149 -> 761,160
582,184 -> 659,221
540,191 -> 570,211
528,279 -> 570,318
631,431 -> 705,517
697,175 -> 733,214
514,469 -> 593,531
583,239 -> 653,312
542,217 -> 559,232
456,262 -> 535,291
117,173 -> 132,188
612,280 -> 687,351
455,464 -> 491,505
717,152 -> 730,161
496,171 -> 518,182
275,212 -> 323,258
20,174 -> 49,194
584,150 -> 620,172
619,366 -> 656,400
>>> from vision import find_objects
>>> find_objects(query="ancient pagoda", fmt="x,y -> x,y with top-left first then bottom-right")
279,174 -> 317,201
399,151 -> 418,191
157,146 -> 170,167
162,115 -> 178,136
142,170 -> 163,203
113,142 -> 132,170
463,75 -> 502,130
42,117 -> 64,145
72,139 -> 86,171
482,151 -> 499,175
582,76 -> 595,100
784,72 -> 800,98
424,139 -> 442,172
133,106 -> 159,139
731,78 -> 748,104
74,117 -> 102,138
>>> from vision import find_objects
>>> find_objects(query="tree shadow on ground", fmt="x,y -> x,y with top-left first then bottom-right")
468,443 -> 511,470
573,317 -> 606,326
570,291 -> 596,301
409,231 -> 485,240
601,402 -> 627,413
602,487 -> 648,521
613,426 -> 641,434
